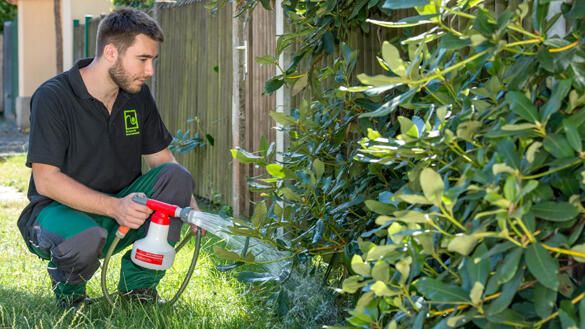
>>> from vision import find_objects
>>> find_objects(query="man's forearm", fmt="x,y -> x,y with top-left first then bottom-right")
34,168 -> 117,218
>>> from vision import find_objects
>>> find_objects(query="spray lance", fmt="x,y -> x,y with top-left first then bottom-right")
100,194 -> 207,306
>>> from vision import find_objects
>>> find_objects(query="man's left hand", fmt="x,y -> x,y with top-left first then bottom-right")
190,223 -> 206,237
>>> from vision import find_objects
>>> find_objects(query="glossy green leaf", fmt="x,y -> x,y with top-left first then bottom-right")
396,257 -> 411,283
266,164 -> 286,178
473,9 -> 496,36
392,210 -> 428,224
213,245 -> 243,261
447,234 -> 478,256
531,201 -> 579,222
398,116 -> 418,138
487,309 -> 527,325
487,269 -> 524,315
438,33 -> 471,50
496,138 -> 521,168
566,0 -> 585,19
543,134 -> 575,159
559,309 -> 577,329
342,275 -> 367,293
456,121 -> 482,141
251,202 -> 267,228
322,31 -> 335,55
270,112 -> 296,126
570,243 -> 585,262
264,76 -> 284,95
231,147 -> 263,164
503,176 -> 518,202
357,74 -> 404,87
505,91 -> 539,123
330,195 -> 365,213
370,281 -> 398,296
381,0 -> 429,9
396,193 -> 432,205
381,41 -> 407,77
579,296 -> 585,329
291,75 -> 308,96
467,244 -> 490,287
495,247 -> 523,285
312,159 -> 324,178
366,245 -> 400,261
420,168 -> 444,206
365,200 -> 396,215
526,243 -> 559,291
540,79 -> 572,121
492,163 -> 517,176
534,283 -> 556,319
359,88 -> 416,118
280,187 -> 301,202
415,277 -> 470,303
351,255 -> 371,276
258,0 -> 271,9
563,119 -> 582,153
469,282 -> 484,305
255,55 -> 277,65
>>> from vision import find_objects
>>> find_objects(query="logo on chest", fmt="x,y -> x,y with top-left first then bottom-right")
124,109 -> 140,136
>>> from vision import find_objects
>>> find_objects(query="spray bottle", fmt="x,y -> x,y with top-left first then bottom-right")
129,195 -> 204,270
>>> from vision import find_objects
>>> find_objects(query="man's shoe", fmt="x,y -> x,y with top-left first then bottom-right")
121,288 -> 164,304
57,294 -> 93,309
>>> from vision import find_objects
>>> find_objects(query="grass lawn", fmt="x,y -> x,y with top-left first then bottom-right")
0,155 -> 280,329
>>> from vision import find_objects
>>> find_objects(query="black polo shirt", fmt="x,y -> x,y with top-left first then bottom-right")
23,57 -> 172,210
17,58 -> 172,250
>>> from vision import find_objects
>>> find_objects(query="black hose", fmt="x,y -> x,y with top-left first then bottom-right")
101,229 -> 202,307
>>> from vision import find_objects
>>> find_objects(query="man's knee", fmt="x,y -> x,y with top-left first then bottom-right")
48,226 -> 107,284
152,163 -> 195,207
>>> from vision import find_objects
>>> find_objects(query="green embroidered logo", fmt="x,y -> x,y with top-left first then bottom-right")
124,109 -> 140,136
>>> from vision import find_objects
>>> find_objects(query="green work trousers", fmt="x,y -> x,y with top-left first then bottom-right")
29,163 -> 194,299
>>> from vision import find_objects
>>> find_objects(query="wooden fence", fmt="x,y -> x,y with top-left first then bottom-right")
154,1 -> 235,207
72,21 -> 85,63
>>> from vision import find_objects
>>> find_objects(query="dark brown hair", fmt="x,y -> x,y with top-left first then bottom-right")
96,7 -> 164,58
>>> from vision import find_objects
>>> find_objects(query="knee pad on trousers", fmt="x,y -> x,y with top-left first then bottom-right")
48,226 -> 107,285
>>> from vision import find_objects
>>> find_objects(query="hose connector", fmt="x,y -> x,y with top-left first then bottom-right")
116,226 -> 129,239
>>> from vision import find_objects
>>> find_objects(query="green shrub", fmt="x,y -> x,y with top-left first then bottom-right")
338,1 -> 585,328
216,0 -> 585,327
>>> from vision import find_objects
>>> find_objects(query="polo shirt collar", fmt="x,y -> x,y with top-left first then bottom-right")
67,58 -> 132,103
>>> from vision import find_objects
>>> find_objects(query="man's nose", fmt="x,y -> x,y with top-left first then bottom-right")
144,61 -> 154,77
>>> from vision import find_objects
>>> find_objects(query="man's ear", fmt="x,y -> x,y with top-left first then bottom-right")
103,44 -> 118,63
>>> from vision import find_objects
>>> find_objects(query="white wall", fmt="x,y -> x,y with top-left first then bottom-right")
62,0 -> 111,69
18,0 -> 56,97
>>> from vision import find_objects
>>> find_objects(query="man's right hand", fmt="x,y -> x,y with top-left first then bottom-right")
111,193 -> 153,229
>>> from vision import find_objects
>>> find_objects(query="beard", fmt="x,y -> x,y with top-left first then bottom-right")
108,58 -> 143,94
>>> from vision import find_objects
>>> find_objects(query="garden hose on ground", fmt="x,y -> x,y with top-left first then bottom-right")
101,227 -> 202,307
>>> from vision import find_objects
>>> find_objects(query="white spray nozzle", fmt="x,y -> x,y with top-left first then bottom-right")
179,207 -> 205,227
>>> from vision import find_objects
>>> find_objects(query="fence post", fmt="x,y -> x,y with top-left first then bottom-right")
275,0 -> 289,163
3,22 -> 10,117
84,15 -> 91,58
73,19 -> 79,62
232,1 -> 246,217
4,19 -> 18,119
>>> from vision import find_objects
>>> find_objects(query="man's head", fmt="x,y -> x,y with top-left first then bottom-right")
96,7 -> 163,58
96,7 -> 164,94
